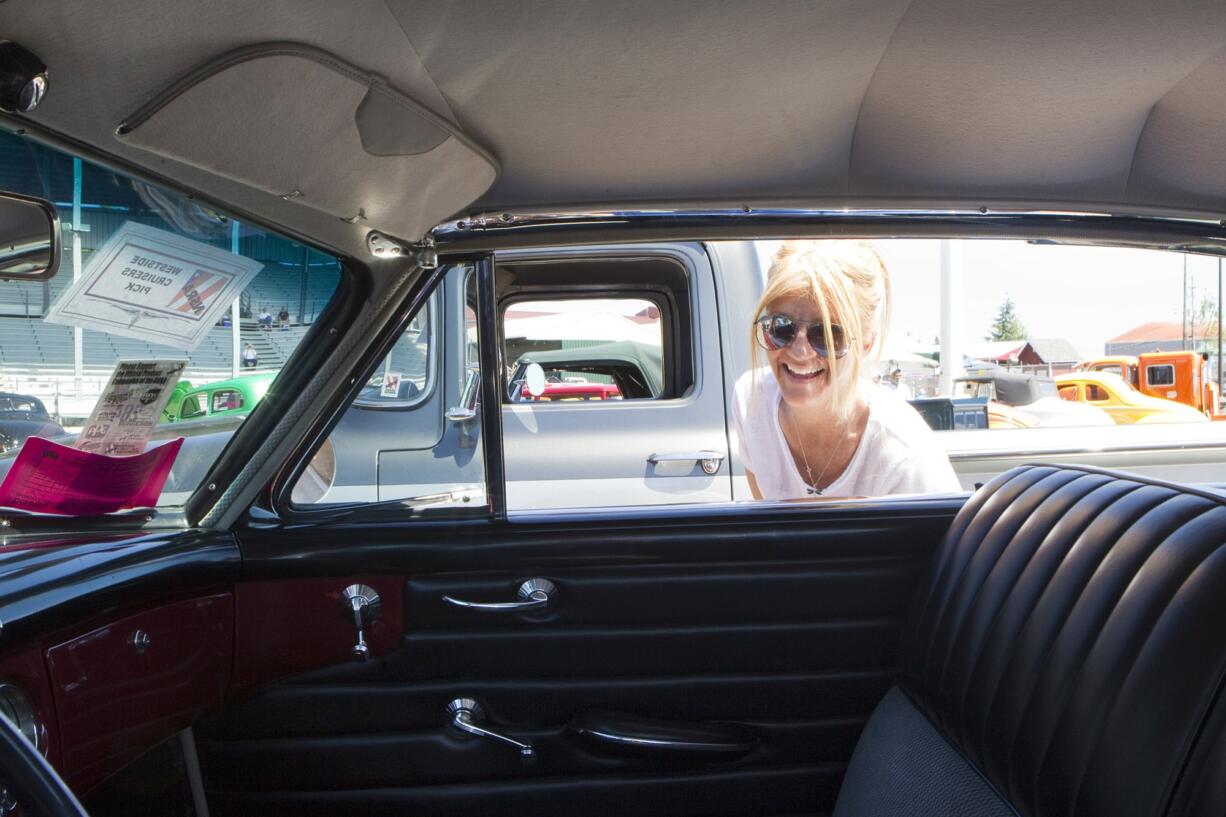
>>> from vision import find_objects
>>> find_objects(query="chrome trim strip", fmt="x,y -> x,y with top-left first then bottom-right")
432,205 -> 1226,252
579,728 -> 747,752
945,438 -> 1226,460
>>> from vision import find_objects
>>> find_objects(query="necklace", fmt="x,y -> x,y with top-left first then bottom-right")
782,404 -> 842,496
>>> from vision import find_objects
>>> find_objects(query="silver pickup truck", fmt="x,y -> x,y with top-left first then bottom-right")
296,240 -> 1226,510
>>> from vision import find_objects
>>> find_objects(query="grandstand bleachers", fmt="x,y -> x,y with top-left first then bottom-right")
0,316 -> 313,378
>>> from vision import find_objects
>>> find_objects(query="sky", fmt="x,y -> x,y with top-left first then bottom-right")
757,239 -> 1226,360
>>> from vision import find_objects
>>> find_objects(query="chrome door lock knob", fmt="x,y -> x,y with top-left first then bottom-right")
340,584 -> 381,661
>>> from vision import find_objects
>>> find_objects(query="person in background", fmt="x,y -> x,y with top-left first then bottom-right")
732,240 -> 959,500
888,368 -> 913,400
242,342 -> 258,368
278,305 -> 290,330
258,307 -> 273,331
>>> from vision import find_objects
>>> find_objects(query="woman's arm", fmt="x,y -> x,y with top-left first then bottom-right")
746,469 -> 763,500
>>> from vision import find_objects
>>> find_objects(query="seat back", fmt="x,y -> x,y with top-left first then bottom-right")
836,464 -> 1226,817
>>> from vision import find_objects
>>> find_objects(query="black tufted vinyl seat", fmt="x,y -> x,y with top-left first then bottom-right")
833,464 -> 1226,817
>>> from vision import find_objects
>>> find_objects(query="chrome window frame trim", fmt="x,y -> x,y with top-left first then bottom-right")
433,205 -> 1226,255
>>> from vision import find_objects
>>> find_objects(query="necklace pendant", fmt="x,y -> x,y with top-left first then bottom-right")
807,486 -> 822,496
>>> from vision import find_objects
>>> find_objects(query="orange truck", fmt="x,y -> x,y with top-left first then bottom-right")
1078,351 -> 1222,418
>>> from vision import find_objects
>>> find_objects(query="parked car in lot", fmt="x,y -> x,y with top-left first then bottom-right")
954,370 -> 1113,427
1055,370 -> 1210,425
0,391 -> 64,453
173,373 -> 275,422
5,5 -> 1226,817
1080,350 -> 1223,418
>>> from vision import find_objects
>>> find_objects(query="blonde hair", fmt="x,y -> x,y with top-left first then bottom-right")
750,240 -> 892,419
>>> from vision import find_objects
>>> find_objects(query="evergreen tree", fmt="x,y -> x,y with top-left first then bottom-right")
986,297 -> 1027,341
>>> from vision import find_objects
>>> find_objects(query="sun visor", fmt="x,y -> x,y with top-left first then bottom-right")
116,44 -> 497,241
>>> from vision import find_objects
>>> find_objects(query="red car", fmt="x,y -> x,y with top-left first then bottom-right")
520,382 -> 622,401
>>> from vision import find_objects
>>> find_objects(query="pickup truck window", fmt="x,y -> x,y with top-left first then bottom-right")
504,297 -> 665,402
0,129 -> 342,510
353,299 -> 434,408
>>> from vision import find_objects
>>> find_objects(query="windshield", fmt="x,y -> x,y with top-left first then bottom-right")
0,130 -> 342,512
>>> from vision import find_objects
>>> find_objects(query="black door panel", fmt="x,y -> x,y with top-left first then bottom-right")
199,503 -> 959,816
206,765 -> 841,817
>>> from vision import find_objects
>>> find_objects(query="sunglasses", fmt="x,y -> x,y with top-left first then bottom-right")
755,314 -> 851,358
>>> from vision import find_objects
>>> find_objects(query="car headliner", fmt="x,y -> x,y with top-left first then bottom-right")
5,1 -> 1226,260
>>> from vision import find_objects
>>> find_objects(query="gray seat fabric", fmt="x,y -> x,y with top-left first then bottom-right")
835,687 -> 1016,817
835,464 -> 1226,817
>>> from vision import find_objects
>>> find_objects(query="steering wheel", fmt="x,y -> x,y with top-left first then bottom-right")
0,713 -> 88,817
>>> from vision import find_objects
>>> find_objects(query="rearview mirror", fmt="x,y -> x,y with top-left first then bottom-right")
0,190 -> 59,280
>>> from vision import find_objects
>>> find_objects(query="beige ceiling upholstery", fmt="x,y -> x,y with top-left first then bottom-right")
117,47 -> 495,242
5,0 -> 1226,256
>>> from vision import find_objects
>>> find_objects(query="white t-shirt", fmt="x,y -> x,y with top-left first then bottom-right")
732,369 -> 961,500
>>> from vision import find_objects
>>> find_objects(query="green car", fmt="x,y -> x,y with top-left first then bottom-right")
173,372 -> 276,421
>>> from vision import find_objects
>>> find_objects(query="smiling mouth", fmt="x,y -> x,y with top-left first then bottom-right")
782,362 -> 826,380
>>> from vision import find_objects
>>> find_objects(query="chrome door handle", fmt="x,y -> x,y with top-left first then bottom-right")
442,578 -> 556,611
647,450 -> 725,475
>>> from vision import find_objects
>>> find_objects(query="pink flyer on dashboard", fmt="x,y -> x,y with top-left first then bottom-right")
0,436 -> 183,516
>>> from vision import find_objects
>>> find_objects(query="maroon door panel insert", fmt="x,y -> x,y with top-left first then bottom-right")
45,593 -> 234,793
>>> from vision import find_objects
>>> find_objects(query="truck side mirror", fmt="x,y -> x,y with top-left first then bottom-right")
0,190 -> 59,280
447,367 -> 482,448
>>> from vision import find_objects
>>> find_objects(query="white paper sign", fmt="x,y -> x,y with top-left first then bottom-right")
381,372 -> 403,398
77,360 -> 187,456
46,221 -> 263,351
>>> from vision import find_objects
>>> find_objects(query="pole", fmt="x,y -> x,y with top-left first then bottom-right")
71,158 -> 83,383
1183,255 -> 1189,351
939,239 -> 963,396
230,221 -> 241,377
298,246 -> 309,325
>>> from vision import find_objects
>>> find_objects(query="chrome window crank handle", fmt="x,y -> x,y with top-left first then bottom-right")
340,584 -> 381,661
443,578 -> 556,612
448,698 -> 535,759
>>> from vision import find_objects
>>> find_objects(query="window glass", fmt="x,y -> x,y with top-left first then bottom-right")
289,265 -> 485,513
728,239 -> 1226,502
179,395 -> 204,420
490,239 -> 1226,512
0,396 -> 38,414
353,299 -> 433,408
1146,365 -> 1175,386
0,130 -> 342,508
503,298 -> 664,403
211,390 -> 243,412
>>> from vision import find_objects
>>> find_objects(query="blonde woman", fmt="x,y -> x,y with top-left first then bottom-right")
732,240 -> 959,500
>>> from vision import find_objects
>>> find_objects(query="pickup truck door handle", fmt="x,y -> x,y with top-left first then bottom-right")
570,709 -> 758,759
442,578 -> 556,612
647,450 -> 725,475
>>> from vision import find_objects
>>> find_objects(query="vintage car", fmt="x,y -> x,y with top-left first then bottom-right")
3,5 -> 1226,817
1054,370 -> 1211,425
0,392 -> 65,453
174,373 -> 275,422
954,370 -> 1114,427
1080,351 -> 1224,418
